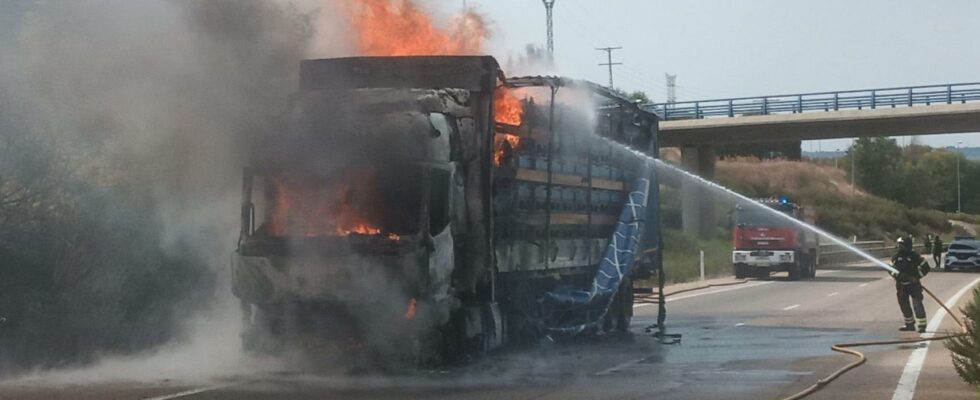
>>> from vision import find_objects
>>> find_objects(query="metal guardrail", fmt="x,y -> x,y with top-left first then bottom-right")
818,241 -> 926,268
647,82 -> 980,120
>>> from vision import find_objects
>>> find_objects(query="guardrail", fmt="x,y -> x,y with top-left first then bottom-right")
818,241 -> 926,268
647,82 -> 980,120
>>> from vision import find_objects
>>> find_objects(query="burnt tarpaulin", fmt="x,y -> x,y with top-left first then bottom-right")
539,174 -> 650,334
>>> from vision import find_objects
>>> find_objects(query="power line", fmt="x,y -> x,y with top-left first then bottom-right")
542,0 -> 556,60
595,46 -> 622,89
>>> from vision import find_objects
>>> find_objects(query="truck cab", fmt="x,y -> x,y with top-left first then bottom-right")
732,198 -> 818,280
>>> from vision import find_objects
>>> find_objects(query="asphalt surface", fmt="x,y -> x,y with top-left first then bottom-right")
2,262 -> 979,400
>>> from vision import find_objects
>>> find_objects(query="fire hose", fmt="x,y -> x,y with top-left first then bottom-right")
781,282 -> 970,400
636,275 -> 970,399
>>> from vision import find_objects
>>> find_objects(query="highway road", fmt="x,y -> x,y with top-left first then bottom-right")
2,263 -> 978,400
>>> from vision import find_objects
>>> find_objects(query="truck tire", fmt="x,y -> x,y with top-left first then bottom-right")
602,277 -> 633,335
734,264 -> 746,279
787,263 -> 801,281
808,252 -> 818,278
240,301 -> 285,355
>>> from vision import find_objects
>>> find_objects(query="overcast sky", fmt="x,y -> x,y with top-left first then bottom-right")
464,0 -> 980,149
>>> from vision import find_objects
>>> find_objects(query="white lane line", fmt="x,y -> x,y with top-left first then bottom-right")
142,384 -> 229,400
595,357 -> 645,376
892,277 -> 980,400
735,322 -> 745,327
827,292 -> 839,297
859,283 -> 869,288
783,304 -> 800,311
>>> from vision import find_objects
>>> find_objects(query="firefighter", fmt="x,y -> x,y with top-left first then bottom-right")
891,235 -> 930,333
932,235 -> 944,270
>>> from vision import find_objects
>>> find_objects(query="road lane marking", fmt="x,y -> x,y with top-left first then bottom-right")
827,292 -> 839,297
859,283 -> 869,287
142,384 -> 229,400
595,358 -> 645,376
783,304 -> 800,311
892,277 -> 980,400
735,322 -> 745,327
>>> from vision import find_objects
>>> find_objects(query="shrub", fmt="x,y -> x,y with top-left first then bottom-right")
945,286 -> 980,387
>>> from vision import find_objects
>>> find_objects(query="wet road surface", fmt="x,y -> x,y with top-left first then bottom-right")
2,263 -> 978,400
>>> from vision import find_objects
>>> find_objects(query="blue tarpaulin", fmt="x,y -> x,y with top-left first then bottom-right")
540,174 -> 650,334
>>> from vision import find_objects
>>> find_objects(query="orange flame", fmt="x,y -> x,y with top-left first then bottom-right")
493,133 -> 521,167
494,88 -> 524,126
346,0 -> 489,56
268,174 -> 388,238
404,297 -> 417,320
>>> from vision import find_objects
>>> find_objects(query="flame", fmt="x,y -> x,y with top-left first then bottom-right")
345,0 -> 489,56
493,133 -> 521,167
269,174 -> 386,238
404,297 -> 417,320
494,88 -> 524,126
338,224 -> 381,236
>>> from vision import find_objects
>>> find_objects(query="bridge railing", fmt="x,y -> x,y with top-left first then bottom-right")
649,82 -> 980,120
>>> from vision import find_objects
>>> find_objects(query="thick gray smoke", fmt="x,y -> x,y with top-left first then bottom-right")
0,0 -> 344,378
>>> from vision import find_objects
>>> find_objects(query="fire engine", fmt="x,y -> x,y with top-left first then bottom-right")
731,197 -> 818,280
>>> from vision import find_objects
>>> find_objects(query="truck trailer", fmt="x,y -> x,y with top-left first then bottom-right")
231,56 -> 662,362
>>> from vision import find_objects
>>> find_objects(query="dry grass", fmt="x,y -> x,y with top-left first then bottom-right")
713,157 -> 954,240
717,157 -> 866,198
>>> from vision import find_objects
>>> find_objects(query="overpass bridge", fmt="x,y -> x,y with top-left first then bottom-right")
641,82 -> 980,236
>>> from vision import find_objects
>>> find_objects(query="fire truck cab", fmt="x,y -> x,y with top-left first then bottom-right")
731,198 -> 818,280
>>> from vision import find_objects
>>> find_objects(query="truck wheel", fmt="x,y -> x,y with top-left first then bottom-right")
615,277 -> 634,333
788,263 -> 801,281
734,264 -> 746,279
240,302 -> 285,355
602,278 -> 633,335
808,253 -> 818,278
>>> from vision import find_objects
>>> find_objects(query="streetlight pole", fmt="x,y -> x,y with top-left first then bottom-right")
851,149 -> 856,193
957,140 -> 963,213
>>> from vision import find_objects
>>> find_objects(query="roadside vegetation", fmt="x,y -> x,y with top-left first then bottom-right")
655,139 -> 980,285
945,286 -> 980,387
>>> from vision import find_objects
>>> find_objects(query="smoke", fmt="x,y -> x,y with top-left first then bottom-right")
0,0 -> 574,382
0,0 -> 351,379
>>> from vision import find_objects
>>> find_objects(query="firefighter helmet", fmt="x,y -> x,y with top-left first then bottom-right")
896,235 -> 913,252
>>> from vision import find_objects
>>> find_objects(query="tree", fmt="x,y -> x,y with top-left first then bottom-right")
847,137 -> 901,198
946,287 -> 980,386
628,90 -> 650,103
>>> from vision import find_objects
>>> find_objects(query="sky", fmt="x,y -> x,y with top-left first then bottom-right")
460,0 -> 980,149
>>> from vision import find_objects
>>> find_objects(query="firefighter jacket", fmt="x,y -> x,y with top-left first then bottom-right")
891,251 -> 929,284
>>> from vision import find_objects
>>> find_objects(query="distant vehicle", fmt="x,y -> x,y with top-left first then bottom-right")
731,198 -> 819,280
944,239 -> 980,271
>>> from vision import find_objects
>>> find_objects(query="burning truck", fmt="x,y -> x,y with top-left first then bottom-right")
231,56 -> 662,362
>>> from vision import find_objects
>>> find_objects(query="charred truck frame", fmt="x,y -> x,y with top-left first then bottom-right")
232,56 -> 663,361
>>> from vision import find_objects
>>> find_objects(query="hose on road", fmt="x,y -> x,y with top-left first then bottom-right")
634,279 -> 750,304
781,282 -> 970,400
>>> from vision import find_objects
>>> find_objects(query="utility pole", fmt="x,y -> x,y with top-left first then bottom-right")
665,73 -> 677,103
957,140 -> 963,213
596,46 -> 622,89
542,0 -> 556,60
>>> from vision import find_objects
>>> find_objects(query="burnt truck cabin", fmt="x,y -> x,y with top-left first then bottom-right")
232,55 -> 663,358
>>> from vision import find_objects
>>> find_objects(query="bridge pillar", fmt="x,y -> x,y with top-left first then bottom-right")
681,145 -> 716,237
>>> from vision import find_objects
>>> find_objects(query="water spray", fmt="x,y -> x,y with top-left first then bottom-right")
602,138 -> 980,400
604,139 -> 899,275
